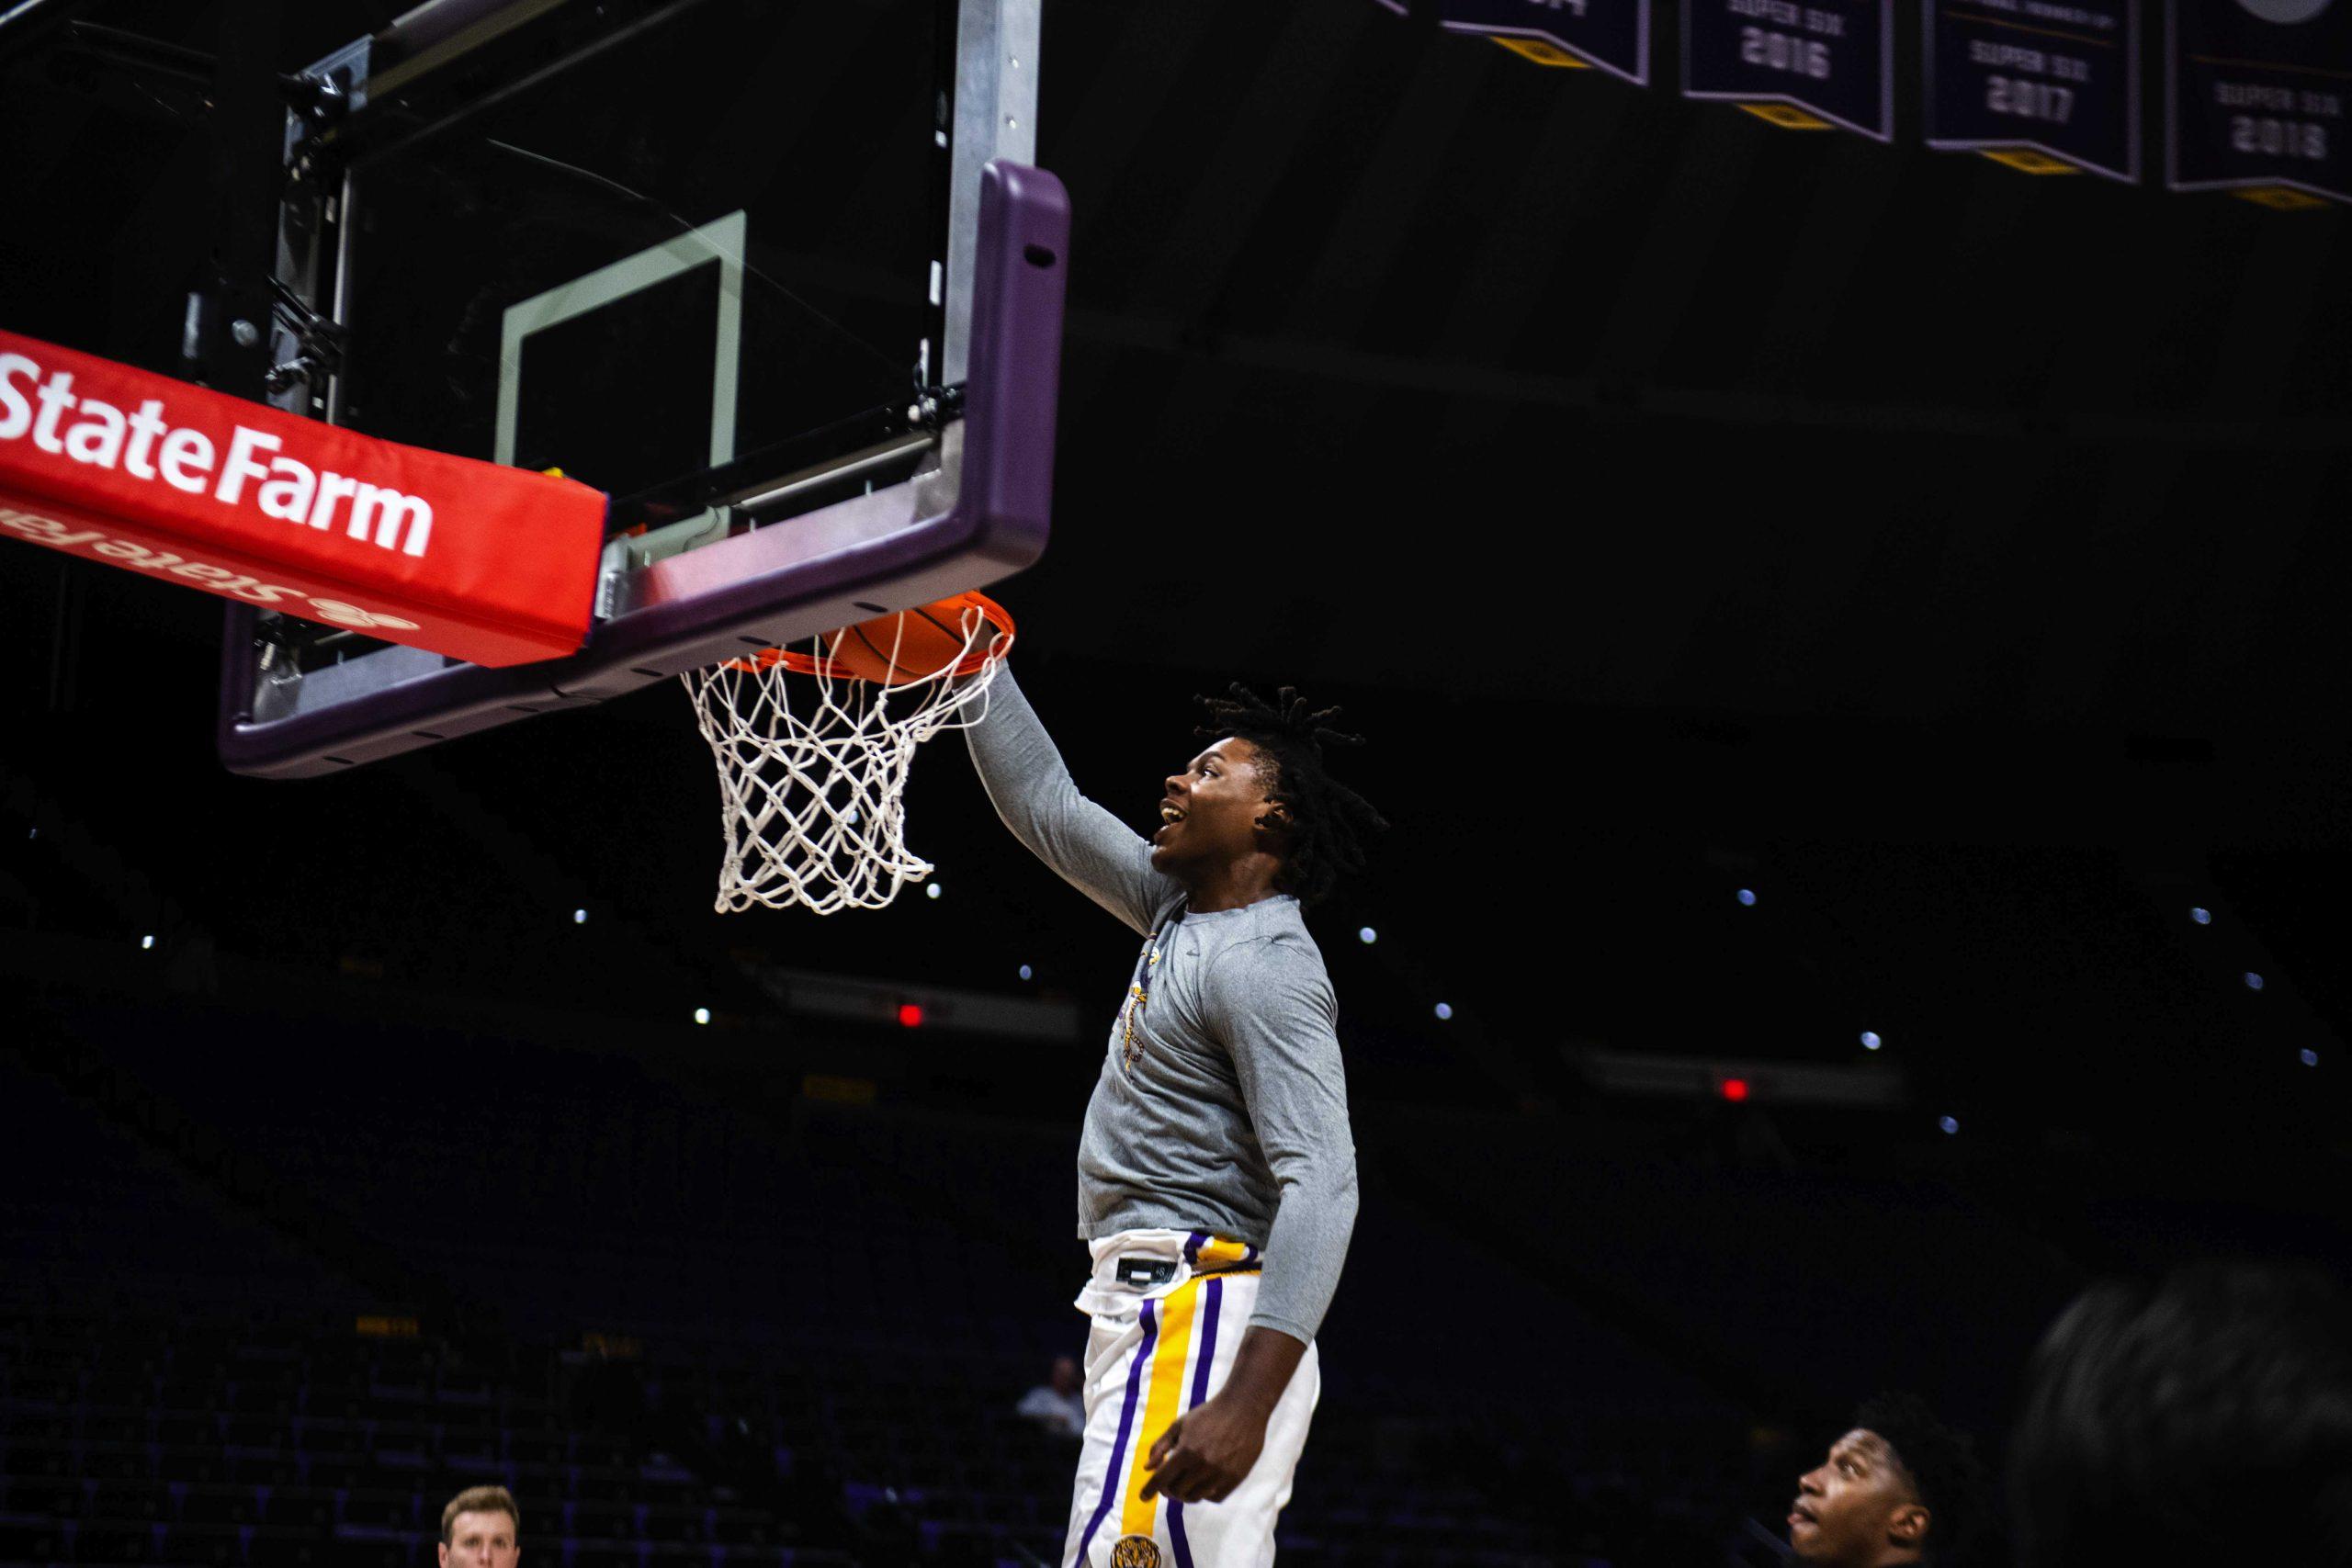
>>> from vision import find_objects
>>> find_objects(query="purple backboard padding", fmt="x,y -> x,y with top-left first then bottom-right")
217,161 -> 1068,779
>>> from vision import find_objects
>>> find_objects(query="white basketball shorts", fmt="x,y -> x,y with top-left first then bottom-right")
1058,1229 -> 1322,1568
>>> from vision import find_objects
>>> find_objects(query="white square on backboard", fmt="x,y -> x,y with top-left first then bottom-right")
493,209 -> 747,479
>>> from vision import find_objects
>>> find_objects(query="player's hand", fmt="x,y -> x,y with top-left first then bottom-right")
1139,1393 -> 1267,1504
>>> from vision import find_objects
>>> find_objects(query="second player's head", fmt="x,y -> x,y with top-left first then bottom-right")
1151,684 -> 1385,904
1790,1393 -> 1988,1568
438,1485 -> 520,1568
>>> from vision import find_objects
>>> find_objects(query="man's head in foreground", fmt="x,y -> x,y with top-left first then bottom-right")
439,1485 -> 520,1568
2009,1263 -> 2352,1568
1790,1393 -> 1989,1567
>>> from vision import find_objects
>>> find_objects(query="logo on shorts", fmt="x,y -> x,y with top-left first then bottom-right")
1111,1534 -> 1161,1568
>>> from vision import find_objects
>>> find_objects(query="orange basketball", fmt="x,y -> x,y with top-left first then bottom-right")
822,592 -> 1007,685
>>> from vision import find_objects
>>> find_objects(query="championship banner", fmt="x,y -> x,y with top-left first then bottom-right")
1439,0 -> 1651,81
1926,1 -> 2138,181
1683,0 -> 1894,137
2168,0 -> 2352,207
0,331 -> 606,667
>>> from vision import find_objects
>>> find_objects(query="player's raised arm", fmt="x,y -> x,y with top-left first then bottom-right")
965,667 -> 1181,934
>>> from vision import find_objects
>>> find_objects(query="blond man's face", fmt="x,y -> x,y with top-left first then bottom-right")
439,1510 -> 519,1568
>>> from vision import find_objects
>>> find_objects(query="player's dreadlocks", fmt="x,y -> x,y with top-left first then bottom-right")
1854,1391 -> 1996,1568
1194,683 -> 1387,908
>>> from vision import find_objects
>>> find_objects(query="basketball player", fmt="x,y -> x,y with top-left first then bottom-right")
964,671 -> 1385,1568
1788,1393 -> 1990,1568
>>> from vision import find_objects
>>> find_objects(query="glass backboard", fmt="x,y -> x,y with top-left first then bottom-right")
219,0 -> 1063,777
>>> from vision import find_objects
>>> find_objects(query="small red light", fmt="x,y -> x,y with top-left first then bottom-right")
897,1002 -> 924,1029
1721,1077 -> 1750,1102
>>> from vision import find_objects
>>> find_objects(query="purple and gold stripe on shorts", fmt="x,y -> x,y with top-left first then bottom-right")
1166,1275 -> 1225,1568
1121,1276 -> 1206,1541
1074,1301 -> 1158,1566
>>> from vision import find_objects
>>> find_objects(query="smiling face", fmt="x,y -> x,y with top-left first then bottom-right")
1151,736 -> 1285,878
1789,1429 -> 1928,1566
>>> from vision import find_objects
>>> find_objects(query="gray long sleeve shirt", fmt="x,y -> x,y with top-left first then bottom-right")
965,671 -> 1359,1344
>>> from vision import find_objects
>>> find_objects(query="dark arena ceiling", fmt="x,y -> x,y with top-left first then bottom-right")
7,0 -> 2350,725
2,0 -> 2349,1258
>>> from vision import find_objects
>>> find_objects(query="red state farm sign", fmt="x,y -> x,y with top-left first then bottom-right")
0,329 -> 605,667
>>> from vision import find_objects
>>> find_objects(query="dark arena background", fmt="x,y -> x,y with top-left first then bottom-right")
4,2 -> 2351,1566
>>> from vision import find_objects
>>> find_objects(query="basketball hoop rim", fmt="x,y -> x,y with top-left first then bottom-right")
721,591 -> 1016,681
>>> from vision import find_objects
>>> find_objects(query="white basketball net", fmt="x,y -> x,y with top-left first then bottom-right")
684,607 -> 1011,915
